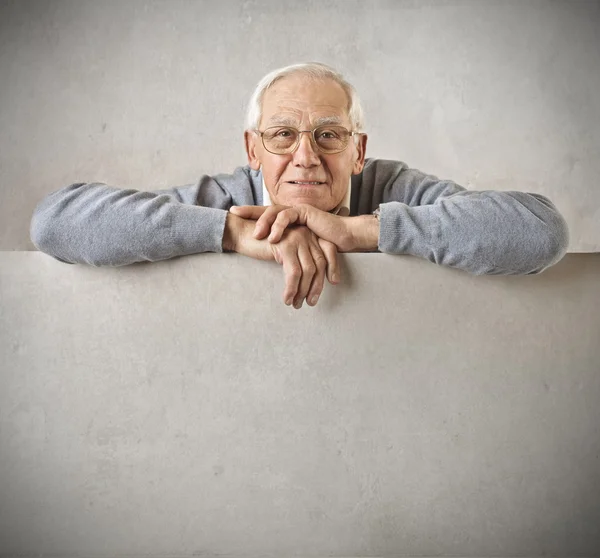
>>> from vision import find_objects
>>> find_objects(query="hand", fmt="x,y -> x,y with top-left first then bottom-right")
223,213 -> 340,309
270,227 -> 340,309
230,204 -> 380,252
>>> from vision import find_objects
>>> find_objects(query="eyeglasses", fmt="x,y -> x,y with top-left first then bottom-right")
255,125 -> 360,155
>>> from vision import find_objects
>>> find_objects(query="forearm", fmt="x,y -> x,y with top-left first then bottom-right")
222,212 -> 274,261
222,212 -> 247,252
345,214 -> 380,252
30,182 -> 228,266
289,209 -> 379,253
377,191 -> 569,275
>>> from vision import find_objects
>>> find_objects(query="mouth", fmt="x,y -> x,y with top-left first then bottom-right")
286,181 -> 326,186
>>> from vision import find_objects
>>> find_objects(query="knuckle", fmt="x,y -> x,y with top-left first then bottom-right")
313,258 -> 326,273
313,250 -> 326,263
322,241 -> 336,254
288,267 -> 302,279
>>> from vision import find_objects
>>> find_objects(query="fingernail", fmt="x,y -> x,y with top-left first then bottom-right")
285,297 -> 293,306
310,295 -> 319,306
294,300 -> 303,309
331,273 -> 339,283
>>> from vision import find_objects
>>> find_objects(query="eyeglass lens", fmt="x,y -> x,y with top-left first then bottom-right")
263,126 -> 350,154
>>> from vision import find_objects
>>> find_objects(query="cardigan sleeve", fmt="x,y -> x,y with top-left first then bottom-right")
369,160 -> 569,275
30,167 -> 256,267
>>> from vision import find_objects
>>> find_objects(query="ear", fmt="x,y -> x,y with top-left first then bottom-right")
244,130 -> 262,171
352,133 -> 368,175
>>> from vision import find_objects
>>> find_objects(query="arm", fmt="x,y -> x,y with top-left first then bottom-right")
29,171 -> 341,308
371,160 -> 570,275
233,204 -> 379,252
30,167 -> 256,266
234,159 -> 570,276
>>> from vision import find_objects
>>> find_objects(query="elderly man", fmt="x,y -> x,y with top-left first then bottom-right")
31,62 -> 569,309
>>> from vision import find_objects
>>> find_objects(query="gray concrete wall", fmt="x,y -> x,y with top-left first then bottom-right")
2,1 -> 600,556
0,0 -> 599,251
1,252 -> 600,556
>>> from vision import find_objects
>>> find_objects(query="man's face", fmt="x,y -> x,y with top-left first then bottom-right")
245,74 -> 367,212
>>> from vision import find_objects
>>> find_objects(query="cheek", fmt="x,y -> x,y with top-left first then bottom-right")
263,159 -> 287,182
331,157 -> 353,182
332,159 -> 354,197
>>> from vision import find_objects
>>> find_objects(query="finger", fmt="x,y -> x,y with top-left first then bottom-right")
306,237 -> 327,307
229,206 -> 268,221
279,245 -> 302,307
253,206 -> 282,240
294,243 -> 316,309
271,244 -> 282,265
318,238 -> 341,284
268,209 -> 300,243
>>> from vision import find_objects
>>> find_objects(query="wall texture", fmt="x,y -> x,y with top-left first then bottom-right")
0,0 -> 599,251
2,1 -> 600,557
1,252 -> 600,556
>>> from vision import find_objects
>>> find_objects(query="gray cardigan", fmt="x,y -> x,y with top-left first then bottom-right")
30,158 -> 569,275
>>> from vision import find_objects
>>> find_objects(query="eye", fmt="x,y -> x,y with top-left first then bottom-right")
316,128 -> 340,140
275,128 -> 294,137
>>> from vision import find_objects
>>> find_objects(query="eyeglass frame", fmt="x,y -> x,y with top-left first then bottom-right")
254,125 -> 363,155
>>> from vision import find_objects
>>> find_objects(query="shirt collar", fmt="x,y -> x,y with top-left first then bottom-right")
261,174 -> 351,217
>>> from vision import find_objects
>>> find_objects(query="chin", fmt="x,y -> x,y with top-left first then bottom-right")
288,197 -> 331,211
285,190 -> 326,207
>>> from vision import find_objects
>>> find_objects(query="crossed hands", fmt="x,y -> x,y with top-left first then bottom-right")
223,204 -> 379,309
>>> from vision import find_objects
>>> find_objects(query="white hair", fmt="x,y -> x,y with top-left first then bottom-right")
245,62 -> 365,133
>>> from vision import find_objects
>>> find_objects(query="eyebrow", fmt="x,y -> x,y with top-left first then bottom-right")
266,115 -> 344,127
314,116 -> 344,126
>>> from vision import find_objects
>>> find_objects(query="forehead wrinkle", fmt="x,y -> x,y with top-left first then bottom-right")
266,114 -> 345,128
267,115 -> 299,126
313,116 -> 343,126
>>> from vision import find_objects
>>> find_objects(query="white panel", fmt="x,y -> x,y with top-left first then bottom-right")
1,252 -> 599,556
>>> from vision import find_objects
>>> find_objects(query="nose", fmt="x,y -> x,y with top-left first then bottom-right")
292,131 -> 321,168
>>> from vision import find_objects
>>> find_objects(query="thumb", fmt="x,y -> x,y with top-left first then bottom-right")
229,205 -> 267,220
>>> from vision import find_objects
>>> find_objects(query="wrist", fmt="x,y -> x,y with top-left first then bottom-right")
223,213 -> 246,252
347,214 -> 380,252
223,212 -> 275,261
